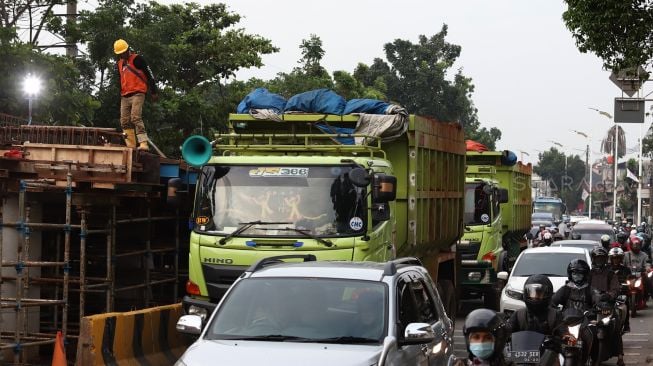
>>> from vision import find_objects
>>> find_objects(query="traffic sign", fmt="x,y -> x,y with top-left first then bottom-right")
609,66 -> 646,97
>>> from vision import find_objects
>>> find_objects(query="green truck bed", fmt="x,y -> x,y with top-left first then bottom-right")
466,152 -> 532,238
385,116 -> 466,257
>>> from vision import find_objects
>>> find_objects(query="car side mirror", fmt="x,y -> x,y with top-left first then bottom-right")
176,315 -> 203,335
497,271 -> 509,281
497,188 -> 509,204
401,323 -> 436,346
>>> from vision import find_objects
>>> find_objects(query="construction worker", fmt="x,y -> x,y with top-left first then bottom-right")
113,39 -> 158,150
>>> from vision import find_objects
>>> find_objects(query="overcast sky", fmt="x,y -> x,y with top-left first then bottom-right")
76,0 -> 647,165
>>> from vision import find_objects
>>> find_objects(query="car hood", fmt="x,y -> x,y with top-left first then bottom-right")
179,339 -> 382,366
506,276 -> 568,295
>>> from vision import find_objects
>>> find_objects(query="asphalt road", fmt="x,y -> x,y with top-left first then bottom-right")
454,299 -> 653,365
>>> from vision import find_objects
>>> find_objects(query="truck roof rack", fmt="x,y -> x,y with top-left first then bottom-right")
247,254 -> 317,273
383,257 -> 423,275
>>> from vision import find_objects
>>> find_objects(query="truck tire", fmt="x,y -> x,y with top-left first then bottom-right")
439,280 -> 457,319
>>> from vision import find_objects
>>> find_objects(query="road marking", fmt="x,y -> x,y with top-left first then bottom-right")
625,353 -> 641,356
626,333 -> 649,336
623,339 -> 648,342
624,346 -> 643,349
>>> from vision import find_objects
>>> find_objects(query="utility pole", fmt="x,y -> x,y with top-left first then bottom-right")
65,0 -> 77,57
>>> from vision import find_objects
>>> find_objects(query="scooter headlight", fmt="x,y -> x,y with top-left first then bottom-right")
601,316 -> 611,325
635,279 -> 642,287
648,271 -> 653,278
568,324 -> 580,339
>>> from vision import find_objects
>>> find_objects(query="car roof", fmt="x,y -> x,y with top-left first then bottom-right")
248,261 -> 403,281
576,219 -> 608,225
551,240 -> 600,246
572,222 -> 612,230
521,246 -> 588,254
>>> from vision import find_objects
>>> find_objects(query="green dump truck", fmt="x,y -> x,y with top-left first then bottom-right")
181,113 -> 465,318
459,151 -> 532,309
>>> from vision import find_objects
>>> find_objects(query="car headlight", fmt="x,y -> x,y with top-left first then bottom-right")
505,286 -> 522,300
635,279 -> 642,287
601,316 -> 611,325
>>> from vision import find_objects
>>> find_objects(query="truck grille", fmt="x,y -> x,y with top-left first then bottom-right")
458,241 -> 481,261
201,263 -> 248,301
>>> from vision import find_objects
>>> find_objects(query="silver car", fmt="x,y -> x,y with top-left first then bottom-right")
176,255 -> 455,366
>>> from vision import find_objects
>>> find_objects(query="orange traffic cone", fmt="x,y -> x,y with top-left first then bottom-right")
52,331 -> 66,366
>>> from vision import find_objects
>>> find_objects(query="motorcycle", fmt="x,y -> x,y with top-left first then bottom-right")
626,266 -> 646,316
645,263 -> 653,300
587,301 -> 622,365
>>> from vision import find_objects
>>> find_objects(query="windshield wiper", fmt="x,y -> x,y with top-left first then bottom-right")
216,334 -> 307,342
281,227 -> 333,247
218,221 -> 291,245
298,336 -> 380,344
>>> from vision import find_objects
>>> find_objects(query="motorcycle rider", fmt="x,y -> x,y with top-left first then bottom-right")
507,275 -> 570,352
552,259 -> 594,364
609,247 -> 631,332
590,247 -> 624,366
625,236 -> 648,273
600,234 -> 612,250
539,232 -> 553,247
458,308 -> 511,366
613,231 -> 630,251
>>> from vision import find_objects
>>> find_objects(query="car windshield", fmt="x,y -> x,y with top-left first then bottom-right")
511,252 -> 585,277
205,278 -> 387,343
194,165 -> 366,237
533,202 -> 562,218
464,183 -> 491,225
532,213 -> 554,221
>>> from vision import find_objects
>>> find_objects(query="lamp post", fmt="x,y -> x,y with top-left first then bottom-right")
549,140 -> 566,202
571,130 -> 592,218
589,107 -> 616,219
23,74 -> 41,125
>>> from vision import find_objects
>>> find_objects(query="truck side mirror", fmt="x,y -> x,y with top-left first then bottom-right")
498,188 -> 509,204
348,167 -> 371,187
372,174 -> 397,203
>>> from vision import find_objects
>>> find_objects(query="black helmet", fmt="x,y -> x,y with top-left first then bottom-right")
567,259 -> 590,285
616,231 -> 628,244
590,247 -> 608,268
463,309 -> 508,360
600,234 -> 611,248
523,274 -> 553,314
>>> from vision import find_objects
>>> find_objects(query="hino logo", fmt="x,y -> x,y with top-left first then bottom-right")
203,257 -> 234,264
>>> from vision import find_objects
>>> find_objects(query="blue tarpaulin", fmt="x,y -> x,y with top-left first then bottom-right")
343,99 -> 391,115
501,150 -> 518,166
236,88 -> 287,114
284,89 -> 346,115
314,123 -> 355,145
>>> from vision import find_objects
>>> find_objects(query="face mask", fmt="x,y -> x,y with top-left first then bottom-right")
571,273 -> 584,284
469,341 -> 494,359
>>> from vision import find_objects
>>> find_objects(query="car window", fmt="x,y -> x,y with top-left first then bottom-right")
205,278 -> 387,342
397,275 -> 419,336
511,252 -> 585,277
410,277 -> 439,324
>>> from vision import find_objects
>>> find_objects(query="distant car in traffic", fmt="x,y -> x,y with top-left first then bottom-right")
498,247 -> 592,313
549,239 -> 600,252
569,222 -> 614,242
532,212 -> 555,223
176,256 -> 455,366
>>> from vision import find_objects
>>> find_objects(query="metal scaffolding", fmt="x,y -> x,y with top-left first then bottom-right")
0,175 -> 185,364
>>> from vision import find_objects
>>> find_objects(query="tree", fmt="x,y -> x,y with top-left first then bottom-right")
563,0 -> 653,73
534,148 -> 587,211
351,26 -> 501,148
619,158 -> 639,217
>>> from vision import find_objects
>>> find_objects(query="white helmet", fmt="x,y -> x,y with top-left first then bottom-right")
631,229 -> 638,236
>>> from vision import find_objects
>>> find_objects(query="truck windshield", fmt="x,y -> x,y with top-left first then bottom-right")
464,183 -> 491,225
194,165 -> 367,237
533,202 -> 561,219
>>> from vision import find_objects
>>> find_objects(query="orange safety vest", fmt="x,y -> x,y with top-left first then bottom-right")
118,53 -> 148,96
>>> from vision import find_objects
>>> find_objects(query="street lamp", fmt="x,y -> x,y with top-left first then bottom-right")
571,130 -> 593,218
23,74 -> 41,125
549,140 -> 567,204
589,107 -> 617,220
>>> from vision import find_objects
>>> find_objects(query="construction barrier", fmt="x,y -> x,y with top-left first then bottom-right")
75,303 -> 192,366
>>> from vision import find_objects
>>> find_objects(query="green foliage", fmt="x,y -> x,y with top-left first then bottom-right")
534,148 -> 587,211
563,0 -> 653,73
619,158 -> 639,215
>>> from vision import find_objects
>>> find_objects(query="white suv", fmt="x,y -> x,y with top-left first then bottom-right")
176,255 -> 455,366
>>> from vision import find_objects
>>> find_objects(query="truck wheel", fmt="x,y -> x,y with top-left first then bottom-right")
439,280 -> 457,319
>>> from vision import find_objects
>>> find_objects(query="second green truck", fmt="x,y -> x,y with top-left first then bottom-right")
459,151 -> 532,308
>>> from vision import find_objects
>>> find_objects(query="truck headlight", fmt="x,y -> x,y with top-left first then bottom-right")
188,305 -> 208,321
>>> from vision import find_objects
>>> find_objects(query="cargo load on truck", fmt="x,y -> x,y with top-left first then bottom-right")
181,97 -> 465,317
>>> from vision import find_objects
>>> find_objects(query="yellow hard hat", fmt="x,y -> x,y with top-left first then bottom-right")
113,39 -> 129,55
